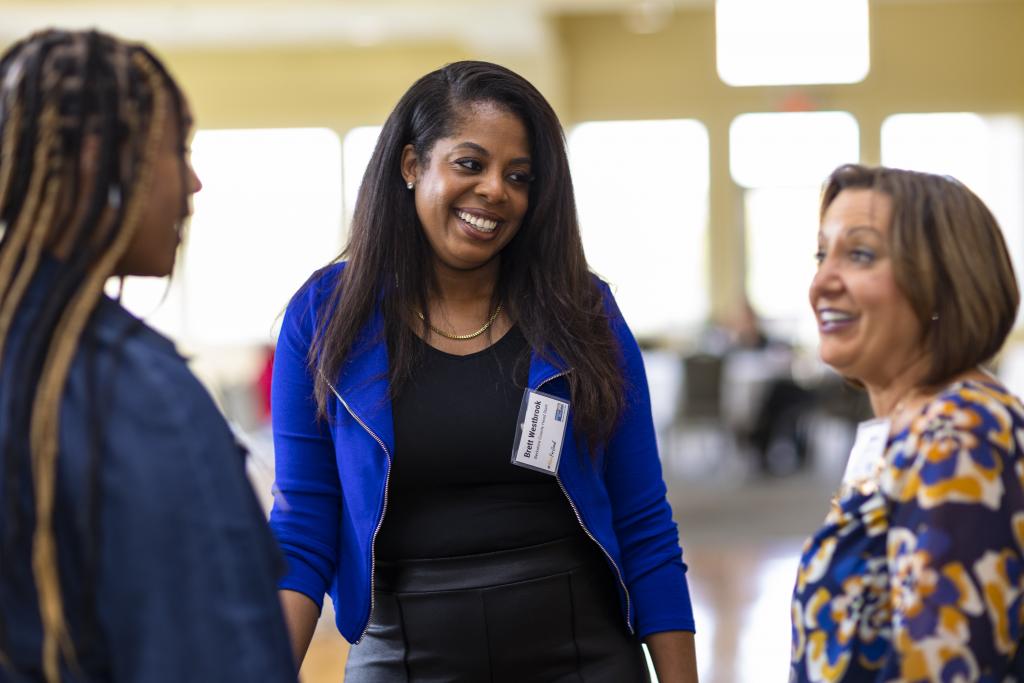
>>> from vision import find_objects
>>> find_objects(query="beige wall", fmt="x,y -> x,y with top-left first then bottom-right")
162,44 -> 475,131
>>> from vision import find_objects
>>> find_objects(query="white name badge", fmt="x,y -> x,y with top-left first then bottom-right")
511,389 -> 570,475
841,417 -> 891,489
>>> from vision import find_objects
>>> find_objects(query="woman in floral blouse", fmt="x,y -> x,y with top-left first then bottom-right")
792,164 -> 1024,681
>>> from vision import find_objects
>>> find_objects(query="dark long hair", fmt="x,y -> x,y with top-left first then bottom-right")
0,29 -> 188,681
310,61 -> 625,452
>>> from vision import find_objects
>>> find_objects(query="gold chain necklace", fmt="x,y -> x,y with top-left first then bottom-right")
417,304 -> 503,341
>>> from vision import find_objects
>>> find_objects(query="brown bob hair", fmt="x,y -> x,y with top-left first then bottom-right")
820,164 -> 1020,387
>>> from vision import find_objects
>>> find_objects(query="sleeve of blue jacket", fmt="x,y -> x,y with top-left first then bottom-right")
268,278 -> 342,610
601,284 -> 695,638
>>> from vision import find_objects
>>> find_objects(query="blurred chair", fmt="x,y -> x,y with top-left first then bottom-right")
663,353 -> 740,479
679,353 -> 724,423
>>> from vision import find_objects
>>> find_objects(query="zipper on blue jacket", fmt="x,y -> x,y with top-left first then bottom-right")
323,376 -> 391,645
535,371 -> 635,635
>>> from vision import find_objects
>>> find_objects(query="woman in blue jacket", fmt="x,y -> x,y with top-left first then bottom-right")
270,60 -> 697,682
0,29 -> 296,682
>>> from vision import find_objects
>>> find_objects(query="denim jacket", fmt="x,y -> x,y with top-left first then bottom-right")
0,261 -> 295,681
269,263 -> 694,643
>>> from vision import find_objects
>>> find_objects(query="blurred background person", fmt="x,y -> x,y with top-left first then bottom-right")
792,164 -> 1022,681
699,297 -> 816,475
270,60 -> 697,683
0,29 -> 295,682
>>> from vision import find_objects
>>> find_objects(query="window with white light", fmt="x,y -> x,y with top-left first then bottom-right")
744,186 -> 822,333
882,112 -> 1024,324
343,125 -> 383,229
730,111 -> 859,188
716,0 -> 870,87
569,119 -> 710,337
731,111 -> 860,341
119,128 -> 344,347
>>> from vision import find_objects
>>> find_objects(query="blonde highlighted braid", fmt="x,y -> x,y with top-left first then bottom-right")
0,103 -> 61,364
0,30 -> 187,681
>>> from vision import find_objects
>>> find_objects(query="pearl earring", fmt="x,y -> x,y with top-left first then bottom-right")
407,181 -> 415,190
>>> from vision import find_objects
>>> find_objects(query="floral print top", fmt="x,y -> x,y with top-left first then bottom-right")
791,379 -> 1024,682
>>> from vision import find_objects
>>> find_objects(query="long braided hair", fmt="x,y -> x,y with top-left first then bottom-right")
0,29 -> 188,681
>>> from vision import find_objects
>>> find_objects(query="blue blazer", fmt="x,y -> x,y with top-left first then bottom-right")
269,262 -> 694,643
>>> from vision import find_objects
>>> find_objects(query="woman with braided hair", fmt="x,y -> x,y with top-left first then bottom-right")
0,29 -> 295,681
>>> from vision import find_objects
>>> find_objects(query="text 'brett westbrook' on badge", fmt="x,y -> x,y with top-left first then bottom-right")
510,389 -> 569,475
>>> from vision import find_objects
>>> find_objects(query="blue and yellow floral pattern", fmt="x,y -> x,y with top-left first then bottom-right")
792,380 -> 1024,681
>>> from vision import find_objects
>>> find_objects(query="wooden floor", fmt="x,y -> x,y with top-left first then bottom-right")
301,635 -> 348,683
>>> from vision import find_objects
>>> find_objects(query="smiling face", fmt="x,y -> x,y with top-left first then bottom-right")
809,188 -> 927,387
401,100 -> 532,274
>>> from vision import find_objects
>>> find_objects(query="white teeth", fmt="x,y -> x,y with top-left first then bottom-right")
457,210 -> 498,232
820,310 -> 854,323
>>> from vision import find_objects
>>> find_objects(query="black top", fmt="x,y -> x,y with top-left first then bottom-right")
377,326 -> 582,561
